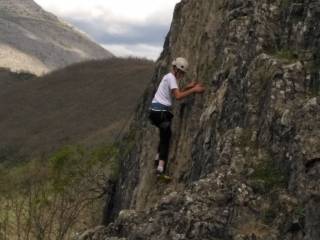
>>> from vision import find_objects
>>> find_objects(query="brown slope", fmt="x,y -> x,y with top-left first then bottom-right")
0,58 -> 154,158
0,68 -> 35,94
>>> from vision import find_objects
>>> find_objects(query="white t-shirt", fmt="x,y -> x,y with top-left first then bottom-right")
152,73 -> 178,106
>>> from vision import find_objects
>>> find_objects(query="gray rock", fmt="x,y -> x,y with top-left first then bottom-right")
85,0 -> 320,239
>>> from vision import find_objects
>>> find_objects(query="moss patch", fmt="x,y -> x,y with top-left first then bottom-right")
262,206 -> 278,225
272,49 -> 299,62
250,159 -> 289,194
280,0 -> 290,8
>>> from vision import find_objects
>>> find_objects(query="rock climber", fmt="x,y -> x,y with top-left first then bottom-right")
149,57 -> 205,179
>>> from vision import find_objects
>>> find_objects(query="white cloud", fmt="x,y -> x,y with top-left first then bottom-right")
34,0 -> 179,23
103,44 -> 162,60
34,0 -> 181,59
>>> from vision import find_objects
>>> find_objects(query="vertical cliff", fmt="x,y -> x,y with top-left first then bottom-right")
81,0 -> 320,239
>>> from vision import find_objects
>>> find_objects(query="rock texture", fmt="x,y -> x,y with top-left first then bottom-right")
80,0 -> 320,239
0,0 -> 113,75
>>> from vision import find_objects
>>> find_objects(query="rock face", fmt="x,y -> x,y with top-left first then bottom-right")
0,0 -> 113,75
81,0 -> 320,239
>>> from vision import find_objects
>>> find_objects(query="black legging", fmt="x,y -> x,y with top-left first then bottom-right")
149,110 -> 173,161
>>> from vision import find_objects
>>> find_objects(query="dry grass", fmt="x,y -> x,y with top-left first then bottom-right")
0,58 -> 154,159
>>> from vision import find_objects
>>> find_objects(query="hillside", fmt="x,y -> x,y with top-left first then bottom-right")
80,0 -> 320,239
0,0 -> 113,75
0,68 -> 35,93
0,58 -> 154,161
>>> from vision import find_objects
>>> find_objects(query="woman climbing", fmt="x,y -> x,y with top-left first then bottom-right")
149,57 -> 205,179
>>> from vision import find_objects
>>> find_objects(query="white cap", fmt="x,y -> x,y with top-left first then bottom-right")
172,57 -> 189,73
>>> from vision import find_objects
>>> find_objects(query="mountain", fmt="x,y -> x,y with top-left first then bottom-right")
80,0 -> 320,239
0,0 -> 113,75
0,58 -> 154,160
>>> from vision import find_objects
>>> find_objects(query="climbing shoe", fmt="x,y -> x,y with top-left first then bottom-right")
158,174 -> 172,182
156,171 -> 172,182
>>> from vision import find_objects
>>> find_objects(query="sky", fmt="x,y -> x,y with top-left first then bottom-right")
34,0 -> 181,60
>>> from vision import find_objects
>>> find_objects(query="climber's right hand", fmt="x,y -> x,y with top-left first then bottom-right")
193,83 -> 205,93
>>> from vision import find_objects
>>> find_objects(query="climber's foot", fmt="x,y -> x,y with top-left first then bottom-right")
156,171 -> 172,182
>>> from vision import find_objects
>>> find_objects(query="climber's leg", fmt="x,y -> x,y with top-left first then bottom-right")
157,118 -> 172,173
149,110 -> 173,175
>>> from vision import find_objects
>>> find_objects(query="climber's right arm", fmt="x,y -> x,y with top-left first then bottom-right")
172,84 -> 205,100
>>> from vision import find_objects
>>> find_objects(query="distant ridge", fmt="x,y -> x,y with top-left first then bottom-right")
0,0 -> 113,75
0,58 -> 154,158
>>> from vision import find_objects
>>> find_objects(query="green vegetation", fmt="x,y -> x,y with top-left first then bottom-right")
262,207 -> 278,225
0,58 -> 146,239
0,142 -> 122,240
303,56 -> 320,96
302,61 -> 320,97
250,159 -> 289,194
272,49 -> 299,62
0,68 -> 35,82
12,71 -> 35,81
280,0 -> 290,8
294,206 -> 305,219
310,77 -> 320,97
308,64 -> 320,97
237,130 -> 289,194
238,129 -> 256,150
0,145 -> 24,166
